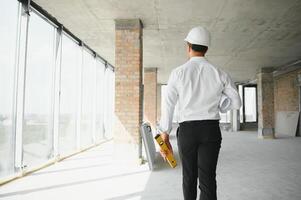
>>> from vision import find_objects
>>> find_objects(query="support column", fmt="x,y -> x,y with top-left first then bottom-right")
257,67 -> 275,139
143,68 -> 157,129
231,109 -> 240,132
114,19 -> 143,148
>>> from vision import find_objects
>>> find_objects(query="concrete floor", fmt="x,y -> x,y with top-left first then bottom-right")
0,129 -> 301,200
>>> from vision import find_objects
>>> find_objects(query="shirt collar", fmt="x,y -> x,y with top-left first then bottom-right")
189,56 -> 207,62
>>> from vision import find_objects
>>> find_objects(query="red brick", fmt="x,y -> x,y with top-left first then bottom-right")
114,19 -> 143,144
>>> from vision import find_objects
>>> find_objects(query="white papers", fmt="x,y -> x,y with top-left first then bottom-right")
219,94 -> 231,113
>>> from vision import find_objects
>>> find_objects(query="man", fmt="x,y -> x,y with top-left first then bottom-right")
157,26 -> 241,200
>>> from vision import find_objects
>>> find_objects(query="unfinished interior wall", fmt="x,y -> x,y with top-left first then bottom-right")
157,84 -> 162,123
143,68 -> 157,129
274,68 -> 301,137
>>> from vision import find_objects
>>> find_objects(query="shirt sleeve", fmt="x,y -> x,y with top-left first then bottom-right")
157,71 -> 179,135
221,72 -> 241,111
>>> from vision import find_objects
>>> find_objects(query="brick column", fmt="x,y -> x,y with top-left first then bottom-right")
143,68 -> 157,129
257,67 -> 275,139
114,19 -> 143,146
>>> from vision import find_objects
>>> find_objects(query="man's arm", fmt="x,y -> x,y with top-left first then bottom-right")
221,72 -> 241,111
157,71 -> 179,158
158,71 -> 178,134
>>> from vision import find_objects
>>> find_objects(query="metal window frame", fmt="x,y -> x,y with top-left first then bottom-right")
62,31 -> 81,46
14,1 -> 30,172
9,0 -> 23,178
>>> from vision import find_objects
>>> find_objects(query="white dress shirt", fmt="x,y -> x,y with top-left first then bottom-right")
158,56 -> 241,134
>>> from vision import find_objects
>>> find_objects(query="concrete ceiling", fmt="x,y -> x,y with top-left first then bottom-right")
34,0 -> 301,84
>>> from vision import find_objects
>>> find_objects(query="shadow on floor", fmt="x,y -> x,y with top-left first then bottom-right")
0,170 -> 149,198
31,163 -> 111,176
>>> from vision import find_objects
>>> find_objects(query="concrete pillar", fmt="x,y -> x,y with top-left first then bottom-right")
257,67 -> 275,139
232,109 -> 240,132
143,68 -> 157,129
114,19 -> 143,146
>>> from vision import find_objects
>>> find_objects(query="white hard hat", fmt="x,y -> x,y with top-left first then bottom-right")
184,26 -> 211,47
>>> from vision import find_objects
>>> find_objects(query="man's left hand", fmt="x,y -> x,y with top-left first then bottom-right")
159,132 -> 173,161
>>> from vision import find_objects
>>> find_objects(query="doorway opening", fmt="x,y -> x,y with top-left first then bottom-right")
240,85 -> 258,130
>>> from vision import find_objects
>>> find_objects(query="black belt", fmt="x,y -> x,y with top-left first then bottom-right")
179,119 -> 219,126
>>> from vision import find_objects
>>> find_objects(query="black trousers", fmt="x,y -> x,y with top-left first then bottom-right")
177,120 -> 222,200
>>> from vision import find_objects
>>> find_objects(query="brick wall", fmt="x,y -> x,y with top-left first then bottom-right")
257,68 -> 275,138
258,72 -> 274,128
274,69 -> 301,112
143,68 -> 157,128
114,19 -> 143,144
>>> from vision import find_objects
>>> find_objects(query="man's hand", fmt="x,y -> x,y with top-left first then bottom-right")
159,132 -> 173,161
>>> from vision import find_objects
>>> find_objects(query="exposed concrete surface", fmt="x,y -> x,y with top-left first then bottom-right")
275,111 -> 299,137
34,0 -> 301,83
0,129 -> 301,200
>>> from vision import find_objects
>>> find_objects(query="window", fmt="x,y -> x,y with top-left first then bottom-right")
59,33 -> 81,155
107,70 -> 115,138
95,59 -> 105,141
80,49 -> 96,147
0,0 -> 20,178
0,0 -> 115,182
103,69 -> 114,139
22,12 -> 56,168
244,87 -> 257,122
239,85 -> 244,123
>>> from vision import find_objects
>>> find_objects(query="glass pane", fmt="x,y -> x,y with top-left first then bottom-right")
59,34 -> 81,155
80,50 -> 96,147
0,0 -> 19,178
111,72 -> 115,137
95,60 -> 105,141
238,85 -> 244,123
23,12 -> 55,168
103,69 -> 112,138
244,87 -> 257,122
103,69 -> 108,138
106,70 -> 114,139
